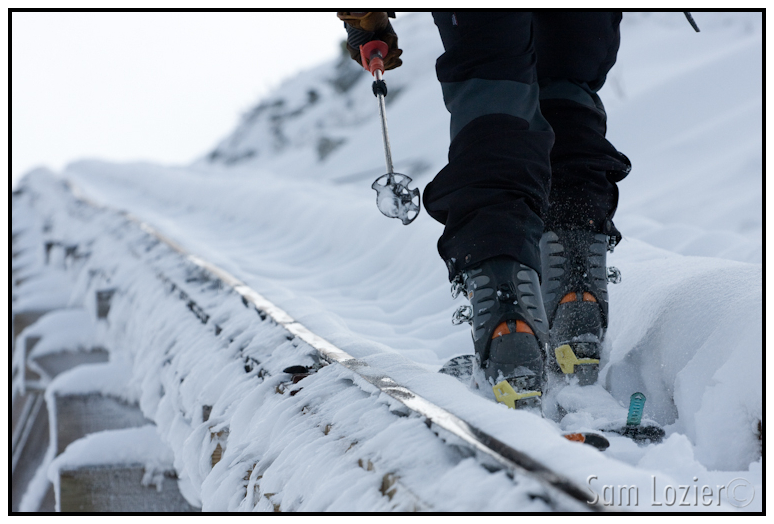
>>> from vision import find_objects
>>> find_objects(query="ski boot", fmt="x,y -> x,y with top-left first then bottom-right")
540,229 -> 621,385
451,256 -> 549,410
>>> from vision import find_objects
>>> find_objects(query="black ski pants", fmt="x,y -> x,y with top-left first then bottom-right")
423,12 -> 631,280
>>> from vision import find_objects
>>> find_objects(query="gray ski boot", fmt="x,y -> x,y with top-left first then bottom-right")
540,229 -> 621,385
452,256 -> 549,409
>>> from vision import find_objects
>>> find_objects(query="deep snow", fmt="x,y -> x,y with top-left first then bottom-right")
14,12 -> 762,512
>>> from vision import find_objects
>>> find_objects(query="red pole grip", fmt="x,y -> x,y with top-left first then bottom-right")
360,40 -> 389,75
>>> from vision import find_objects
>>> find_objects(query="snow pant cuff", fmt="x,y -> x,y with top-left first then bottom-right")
423,114 -> 552,281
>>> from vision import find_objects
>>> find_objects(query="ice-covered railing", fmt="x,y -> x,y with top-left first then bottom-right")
14,169 -> 606,512
13,170 -> 426,510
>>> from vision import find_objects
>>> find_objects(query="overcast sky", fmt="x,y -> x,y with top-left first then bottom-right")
11,11 -> 365,186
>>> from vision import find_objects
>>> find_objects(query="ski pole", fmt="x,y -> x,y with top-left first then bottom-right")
360,41 -> 420,225
362,42 -> 394,175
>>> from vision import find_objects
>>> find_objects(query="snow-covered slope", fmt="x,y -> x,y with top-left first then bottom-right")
202,12 -> 762,264
16,12 -> 762,511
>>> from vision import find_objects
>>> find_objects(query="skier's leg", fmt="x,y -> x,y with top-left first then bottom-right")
424,11 -> 554,280
427,12 -> 552,403
534,11 -> 630,233
533,12 -> 630,384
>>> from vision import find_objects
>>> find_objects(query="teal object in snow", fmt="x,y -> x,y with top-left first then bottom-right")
626,392 -> 646,426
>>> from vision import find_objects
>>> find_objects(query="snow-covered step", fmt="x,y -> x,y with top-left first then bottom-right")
32,348 -> 110,384
48,363 -> 149,455
54,393 -> 150,455
15,308 -> 105,385
50,426 -> 198,512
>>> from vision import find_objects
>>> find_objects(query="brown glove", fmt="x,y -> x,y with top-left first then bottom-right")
337,12 -> 403,71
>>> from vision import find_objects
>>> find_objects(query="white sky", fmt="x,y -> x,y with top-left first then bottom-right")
11,10 -> 360,186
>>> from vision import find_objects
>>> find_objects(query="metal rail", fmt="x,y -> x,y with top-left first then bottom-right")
11,393 -> 44,474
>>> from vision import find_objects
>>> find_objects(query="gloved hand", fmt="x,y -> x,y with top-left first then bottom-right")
337,12 -> 403,70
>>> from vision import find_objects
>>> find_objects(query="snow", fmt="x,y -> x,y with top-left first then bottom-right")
24,309 -> 95,358
12,272 -> 74,312
13,308 -> 97,395
46,361 -> 138,401
376,188 -> 400,217
47,425 -> 175,472
12,12 -> 762,512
